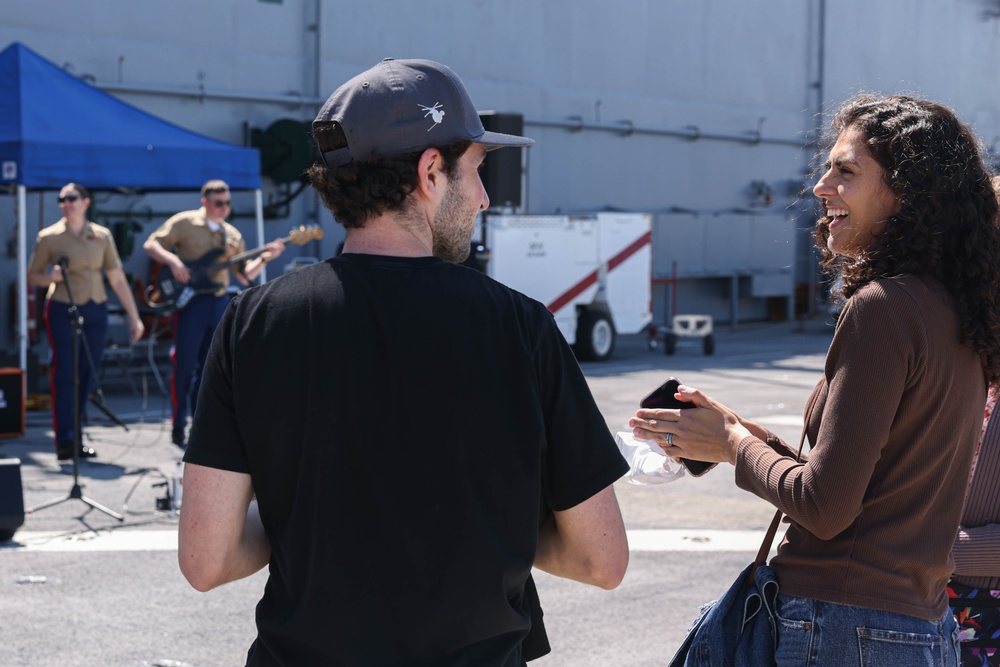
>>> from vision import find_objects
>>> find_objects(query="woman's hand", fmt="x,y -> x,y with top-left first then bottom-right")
628,385 -> 750,466
128,316 -> 145,343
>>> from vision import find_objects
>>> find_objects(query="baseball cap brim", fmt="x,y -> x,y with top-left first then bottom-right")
476,130 -> 535,151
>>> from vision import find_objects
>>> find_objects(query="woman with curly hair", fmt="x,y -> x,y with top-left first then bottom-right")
634,94 -> 1000,666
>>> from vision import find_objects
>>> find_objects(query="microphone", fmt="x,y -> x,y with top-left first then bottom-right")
57,256 -> 69,270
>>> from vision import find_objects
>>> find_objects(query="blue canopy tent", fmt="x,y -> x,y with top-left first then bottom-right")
0,42 -> 264,371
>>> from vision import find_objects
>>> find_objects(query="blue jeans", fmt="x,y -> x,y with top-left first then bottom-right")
775,594 -> 960,667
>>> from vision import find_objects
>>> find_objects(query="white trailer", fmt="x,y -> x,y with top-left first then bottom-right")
482,212 -> 652,361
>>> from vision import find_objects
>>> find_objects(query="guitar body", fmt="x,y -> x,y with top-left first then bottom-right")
145,225 -> 323,310
156,248 -> 228,306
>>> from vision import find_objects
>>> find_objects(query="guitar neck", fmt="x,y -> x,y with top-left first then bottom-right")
220,231 -> 296,268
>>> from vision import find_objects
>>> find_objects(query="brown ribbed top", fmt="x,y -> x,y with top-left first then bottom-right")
736,275 -> 984,621
953,386 -> 1000,590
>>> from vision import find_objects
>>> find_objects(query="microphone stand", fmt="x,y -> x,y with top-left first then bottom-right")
70,268 -> 128,432
89,391 -> 129,430
77,323 -> 128,431
27,261 -> 124,521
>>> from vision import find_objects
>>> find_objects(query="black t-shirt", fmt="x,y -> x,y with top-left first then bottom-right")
185,254 -> 627,667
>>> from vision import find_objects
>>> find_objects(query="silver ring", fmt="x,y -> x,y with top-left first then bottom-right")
666,433 -> 673,446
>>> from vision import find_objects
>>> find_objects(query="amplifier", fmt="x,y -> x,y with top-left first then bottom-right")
0,367 -> 25,438
0,457 -> 24,542
478,112 -> 525,209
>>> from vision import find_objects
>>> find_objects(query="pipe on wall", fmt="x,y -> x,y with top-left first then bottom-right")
95,80 -> 326,108
89,80 -> 812,149
524,115 -> 813,148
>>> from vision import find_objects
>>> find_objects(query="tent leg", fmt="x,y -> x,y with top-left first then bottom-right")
255,189 -> 266,283
17,185 -> 28,373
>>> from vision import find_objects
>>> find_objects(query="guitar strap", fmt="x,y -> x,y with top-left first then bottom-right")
217,222 -> 247,279
219,222 -> 247,277
215,220 -> 226,255
212,220 -> 231,275
222,221 -> 247,278
220,223 -> 229,273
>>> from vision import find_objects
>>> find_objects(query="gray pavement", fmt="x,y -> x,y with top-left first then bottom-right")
0,315 -> 837,666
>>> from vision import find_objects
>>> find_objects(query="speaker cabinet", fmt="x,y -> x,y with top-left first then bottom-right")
0,368 -> 24,438
479,112 -> 526,208
0,458 -> 24,542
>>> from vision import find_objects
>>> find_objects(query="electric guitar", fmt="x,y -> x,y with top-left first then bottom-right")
149,225 -> 323,310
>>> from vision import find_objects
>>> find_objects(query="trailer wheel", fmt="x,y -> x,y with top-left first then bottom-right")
576,311 -> 616,361
664,333 -> 678,355
702,334 -> 715,356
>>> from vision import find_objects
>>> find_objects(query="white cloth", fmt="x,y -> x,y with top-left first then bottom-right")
615,431 -> 685,485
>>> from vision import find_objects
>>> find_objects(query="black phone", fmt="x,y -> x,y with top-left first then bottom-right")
639,377 -> 717,477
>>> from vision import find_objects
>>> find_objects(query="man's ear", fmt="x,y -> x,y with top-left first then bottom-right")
414,148 -> 444,202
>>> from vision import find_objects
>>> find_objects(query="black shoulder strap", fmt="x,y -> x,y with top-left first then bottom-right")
750,380 -> 823,577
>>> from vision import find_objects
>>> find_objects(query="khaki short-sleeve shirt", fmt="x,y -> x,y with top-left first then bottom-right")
146,207 -> 246,296
28,219 -> 122,304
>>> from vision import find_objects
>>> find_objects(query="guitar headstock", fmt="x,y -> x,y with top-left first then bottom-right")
287,226 -> 324,246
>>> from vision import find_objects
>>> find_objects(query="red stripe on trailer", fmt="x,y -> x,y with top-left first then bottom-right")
546,230 -> 652,314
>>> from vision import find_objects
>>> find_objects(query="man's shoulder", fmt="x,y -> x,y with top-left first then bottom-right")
221,221 -> 243,241
250,258 -> 548,311
237,261 -> 322,302
163,208 -> 205,227
477,269 -> 554,319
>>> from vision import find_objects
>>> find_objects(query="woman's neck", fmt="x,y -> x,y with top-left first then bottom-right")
65,216 -> 86,234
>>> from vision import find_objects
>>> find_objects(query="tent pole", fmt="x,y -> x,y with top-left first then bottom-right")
255,189 -> 266,283
17,185 -> 28,373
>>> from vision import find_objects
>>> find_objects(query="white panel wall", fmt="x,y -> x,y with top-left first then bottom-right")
3,0 -> 1000,345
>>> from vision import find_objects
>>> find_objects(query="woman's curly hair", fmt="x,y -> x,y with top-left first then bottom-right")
307,121 -> 470,229
814,94 -> 1000,384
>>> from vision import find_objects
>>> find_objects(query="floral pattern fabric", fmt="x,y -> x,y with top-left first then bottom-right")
949,579 -> 1000,667
967,384 -> 1000,506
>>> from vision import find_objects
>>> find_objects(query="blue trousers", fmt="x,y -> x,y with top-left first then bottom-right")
170,293 -> 228,429
46,299 -> 108,447
775,594 -> 960,667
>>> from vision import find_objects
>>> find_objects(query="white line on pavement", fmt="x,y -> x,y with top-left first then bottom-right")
627,529 -> 770,552
3,529 -> 771,553
2,530 -> 178,552
752,415 -> 805,426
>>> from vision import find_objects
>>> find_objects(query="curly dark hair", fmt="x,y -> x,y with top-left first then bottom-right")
813,94 -> 1000,384
307,122 -> 471,229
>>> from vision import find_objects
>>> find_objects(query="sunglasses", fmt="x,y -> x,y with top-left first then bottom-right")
209,199 -> 232,208
58,195 -> 81,203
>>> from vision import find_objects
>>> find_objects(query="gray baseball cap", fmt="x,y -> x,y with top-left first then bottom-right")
314,58 -> 534,168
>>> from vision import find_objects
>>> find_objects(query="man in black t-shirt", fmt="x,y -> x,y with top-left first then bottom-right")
178,58 -> 629,667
